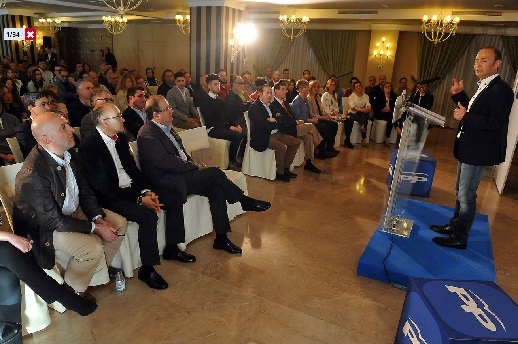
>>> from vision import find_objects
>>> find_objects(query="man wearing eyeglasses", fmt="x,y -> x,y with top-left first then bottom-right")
79,103 -> 170,290
80,89 -> 114,139
67,79 -> 94,127
138,95 -> 271,255
165,71 -> 200,130
14,112 -> 128,302
121,87 -> 148,140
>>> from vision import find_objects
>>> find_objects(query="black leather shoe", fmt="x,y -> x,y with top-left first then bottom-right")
430,224 -> 454,235
304,162 -> 321,174
241,199 -> 271,212
315,152 -> 328,160
163,248 -> 196,263
138,269 -> 168,290
284,170 -> 297,178
324,151 -> 338,158
432,235 -> 467,249
276,173 -> 290,182
345,142 -> 355,149
0,321 -> 21,344
328,148 -> 340,154
213,239 -> 242,254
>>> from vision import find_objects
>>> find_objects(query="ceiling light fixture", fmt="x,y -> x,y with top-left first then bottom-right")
102,14 -> 127,35
279,14 -> 309,40
175,14 -> 190,35
102,0 -> 147,12
422,14 -> 460,45
38,18 -> 62,33
0,0 -> 6,9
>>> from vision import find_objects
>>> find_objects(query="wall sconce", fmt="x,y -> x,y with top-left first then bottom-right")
175,14 -> 190,35
373,37 -> 390,69
229,22 -> 257,65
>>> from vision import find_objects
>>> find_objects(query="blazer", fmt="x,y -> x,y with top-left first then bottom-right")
79,130 -> 149,204
269,98 -> 298,138
452,75 -> 514,166
137,121 -> 198,203
166,87 -> 198,125
122,106 -> 145,140
225,90 -> 247,126
53,79 -> 77,105
199,94 -> 229,130
247,99 -> 279,152
14,119 -> 36,158
67,98 -> 92,127
13,146 -> 104,269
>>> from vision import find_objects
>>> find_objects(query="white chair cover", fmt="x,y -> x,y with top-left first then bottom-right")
371,119 -> 397,144
6,137 -> 24,163
241,112 -> 277,180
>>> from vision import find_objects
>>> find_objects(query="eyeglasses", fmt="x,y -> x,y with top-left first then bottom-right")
160,107 -> 172,112
236,82 -> 245,85
132,94 -> 146,98
38,102 -> 51,107
103,115 -> 123,121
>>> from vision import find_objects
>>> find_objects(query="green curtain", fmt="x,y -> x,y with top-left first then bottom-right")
305,30 -> 355,79
501,36 -> 518,74
417,34 -> 474,91
253,29 -> 294,77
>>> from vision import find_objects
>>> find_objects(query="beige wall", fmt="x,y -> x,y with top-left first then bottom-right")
391,31 -> 418,87
353,31 -> 371,84
113,23 -> 190,78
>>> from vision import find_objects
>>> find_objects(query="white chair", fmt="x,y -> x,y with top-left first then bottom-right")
196,108 -> 231,169
334,122 -> 344,147
6,137 -> 24,163
350,120 -> 372,144
371,119 -> 397,144
147,85 -> 158,95
177,125 -> 210,155
128,140 -> 140,169
241,112 -> 277,180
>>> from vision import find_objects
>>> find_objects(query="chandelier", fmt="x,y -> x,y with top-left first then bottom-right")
229,22 -> 257,64
0,0 -> 6,9
279,14 -> 309,40
373,37 -> 390,69
38,18 -> 62,33
175,14 -> 190,35
422,14 -> 460,45
102,0 -> 147,12
102,14 -> 127,35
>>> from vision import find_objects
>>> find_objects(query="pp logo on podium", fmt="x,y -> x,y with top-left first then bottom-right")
3,28 -> 36,41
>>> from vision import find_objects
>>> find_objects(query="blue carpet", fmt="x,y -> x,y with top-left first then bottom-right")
357,199 -> 496,287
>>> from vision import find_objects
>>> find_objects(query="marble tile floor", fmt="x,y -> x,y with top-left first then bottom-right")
23,128 -> 518,344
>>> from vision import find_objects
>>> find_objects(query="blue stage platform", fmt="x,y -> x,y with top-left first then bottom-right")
357,199 -> 496,287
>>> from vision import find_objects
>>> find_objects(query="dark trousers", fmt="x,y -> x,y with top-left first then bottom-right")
156,167 -> 244,241
375,112 -> 394,138
208,128 -> 247,163
344,112 -> 368,142
315,119 -> 338,149
103,197 -> 160,266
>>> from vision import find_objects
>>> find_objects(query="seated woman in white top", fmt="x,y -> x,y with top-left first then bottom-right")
320,78 -> 342,118
344,81 -> 371,149
115,75 -> 136,111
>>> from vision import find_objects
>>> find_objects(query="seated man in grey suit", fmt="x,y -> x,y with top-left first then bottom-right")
137,95 -> 271,255
13,112 -> 128,302
166,71 -> 200,130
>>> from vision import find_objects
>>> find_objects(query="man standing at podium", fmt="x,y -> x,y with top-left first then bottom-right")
430,46 -> 514,249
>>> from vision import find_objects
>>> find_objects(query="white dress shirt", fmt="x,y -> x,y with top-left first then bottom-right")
97,128 -> 132,188
131,106 -> 147,123
468,74 -> 499,112
152,120 -> 188,161
261,100 -> 277,134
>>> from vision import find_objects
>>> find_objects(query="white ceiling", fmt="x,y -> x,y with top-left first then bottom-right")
5,0 -> 518,33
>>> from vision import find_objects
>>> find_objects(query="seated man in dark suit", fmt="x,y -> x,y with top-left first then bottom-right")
157,69 -> 174,97
138,95 -> 271,255
225,75 -> 249,129
121,86 -> 147,140
52,67 -> 77,104
15,92 -> 52,158
67,79 -> 93,127
79,103 -> 173,290
13,112 -> 128,301
200,74 -> 247,171
248,85 -> 301,182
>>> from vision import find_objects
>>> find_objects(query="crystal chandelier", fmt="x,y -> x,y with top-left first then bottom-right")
279,14 -> 309,40
102,0 -> 147,12
38,18 -> 62,33
229,22 -> 257,64
102,14 -> 127,35
175,14 -> 190,35
422,14 -> 460,45
373,37 -> 390,69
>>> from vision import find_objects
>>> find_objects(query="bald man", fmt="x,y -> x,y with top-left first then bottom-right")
13,113 -> 128,301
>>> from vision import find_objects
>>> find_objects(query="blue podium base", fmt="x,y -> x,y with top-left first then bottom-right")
357,199 -> 496,287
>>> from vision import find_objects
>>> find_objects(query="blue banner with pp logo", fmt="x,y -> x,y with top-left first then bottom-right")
387,150 -> 436,198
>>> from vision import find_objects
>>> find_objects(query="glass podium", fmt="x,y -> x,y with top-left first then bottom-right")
377,100 -> 445,237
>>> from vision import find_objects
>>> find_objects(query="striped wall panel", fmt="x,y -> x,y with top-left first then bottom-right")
190,6 -> 242,85
0,15 -> 36,64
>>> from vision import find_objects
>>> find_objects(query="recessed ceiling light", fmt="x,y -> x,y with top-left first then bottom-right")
381,4 -> 389,8
494,4 -> 503,8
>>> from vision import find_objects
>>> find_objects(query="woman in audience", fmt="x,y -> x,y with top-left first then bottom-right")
345,81 -> 371,148
5,69 -> 22,94
307,80 -> 325,118
0,83 -> 26,121
82,63 -> 91,74
0,231 -> 97,329
145,67 -> 160,87
26,68 -> 45,93
286,79 -> 298,104
373,82 -> 396,146
115,74 -> 136,111
321,78 -> 342,118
